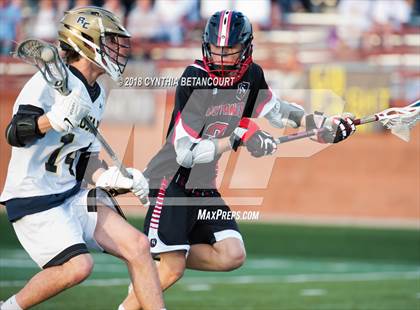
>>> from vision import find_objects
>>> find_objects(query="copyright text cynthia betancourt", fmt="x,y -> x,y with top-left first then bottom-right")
120,76 -> 236,88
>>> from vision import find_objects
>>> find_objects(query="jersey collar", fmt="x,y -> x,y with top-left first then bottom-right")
68,65 -> 101,102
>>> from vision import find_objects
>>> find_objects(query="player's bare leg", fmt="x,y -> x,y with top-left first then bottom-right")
155,251 -> 187,289
93,204 -> 164,310
186,238 -> 246,271
121,239 -> 244,310
121,251 -> 186,310
11,254 -> 93,309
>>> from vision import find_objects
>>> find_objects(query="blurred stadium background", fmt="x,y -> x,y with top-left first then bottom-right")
0,0 -> 419,309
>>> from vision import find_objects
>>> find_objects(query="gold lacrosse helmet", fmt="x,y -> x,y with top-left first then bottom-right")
58,6 -> 131,81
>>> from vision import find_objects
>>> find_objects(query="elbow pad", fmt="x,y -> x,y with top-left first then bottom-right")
6,105 -> 45,147
175,137 -> 195,168
175,137 -> 217,168
265,99 -> 305,128
192,139 -> 217,164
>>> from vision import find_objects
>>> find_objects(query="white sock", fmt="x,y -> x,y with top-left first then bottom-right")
1,295 -> 22,310
117,305 -> 126,310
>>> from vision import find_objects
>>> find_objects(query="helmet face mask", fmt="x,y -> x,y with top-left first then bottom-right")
202,10 -> 253,83
204,43 -> 251,79
101,33 -> 131,78
58,6 -> 131,81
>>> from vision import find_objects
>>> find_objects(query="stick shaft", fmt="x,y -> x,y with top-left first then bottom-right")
275,107 -> 406,145
83,118 -> 129,177
275,129 -> 319,144
78,103 -> 149,206
274,118 -> 370,145
83,118 -> 149,206
353,115 -> 379,126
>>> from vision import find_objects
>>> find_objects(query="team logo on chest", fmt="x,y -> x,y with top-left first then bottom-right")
236,82 -> 250,100
205,102 -> 245,118
79,116 -> 99,132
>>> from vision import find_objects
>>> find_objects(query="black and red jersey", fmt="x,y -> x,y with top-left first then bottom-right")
144,60 -> 275,189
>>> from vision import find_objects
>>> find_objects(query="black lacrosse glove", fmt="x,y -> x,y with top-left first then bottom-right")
245,130 -> 277,157
230,118 -> 277,157
306,112 -> 356,144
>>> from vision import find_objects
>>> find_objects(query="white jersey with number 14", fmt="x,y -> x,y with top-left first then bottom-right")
0,69 -> 105,202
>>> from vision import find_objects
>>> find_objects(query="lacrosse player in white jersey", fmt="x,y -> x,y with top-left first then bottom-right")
0,7 -> 165,310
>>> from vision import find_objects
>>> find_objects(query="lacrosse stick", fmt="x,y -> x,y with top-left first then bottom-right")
15,39 -> 149,206
274,100 -> 420,144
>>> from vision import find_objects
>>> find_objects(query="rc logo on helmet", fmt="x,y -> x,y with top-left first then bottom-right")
76,16 -> 90,29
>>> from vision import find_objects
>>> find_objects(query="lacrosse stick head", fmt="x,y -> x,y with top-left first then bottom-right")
377,100 -> 420,141
15,39 -> 69,96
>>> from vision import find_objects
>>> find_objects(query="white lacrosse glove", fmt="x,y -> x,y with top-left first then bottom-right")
46,87 -> 91,132
96,166 -> 149,199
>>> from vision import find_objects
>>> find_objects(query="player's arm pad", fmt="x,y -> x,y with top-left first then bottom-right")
175,137 -> 217,168
76,152 -> 109,184
264,99 -> 305,128
5,105 -> 45,147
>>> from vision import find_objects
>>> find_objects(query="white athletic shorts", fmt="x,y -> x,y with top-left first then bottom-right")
12,188 -> 118,269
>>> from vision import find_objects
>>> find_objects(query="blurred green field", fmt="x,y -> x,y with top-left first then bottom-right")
1,214 -> 419,309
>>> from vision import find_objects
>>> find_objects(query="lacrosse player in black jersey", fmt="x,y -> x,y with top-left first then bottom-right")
120,10 -> 355,310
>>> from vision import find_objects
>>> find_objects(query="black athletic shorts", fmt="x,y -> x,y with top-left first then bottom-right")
144,177 -> 243,255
